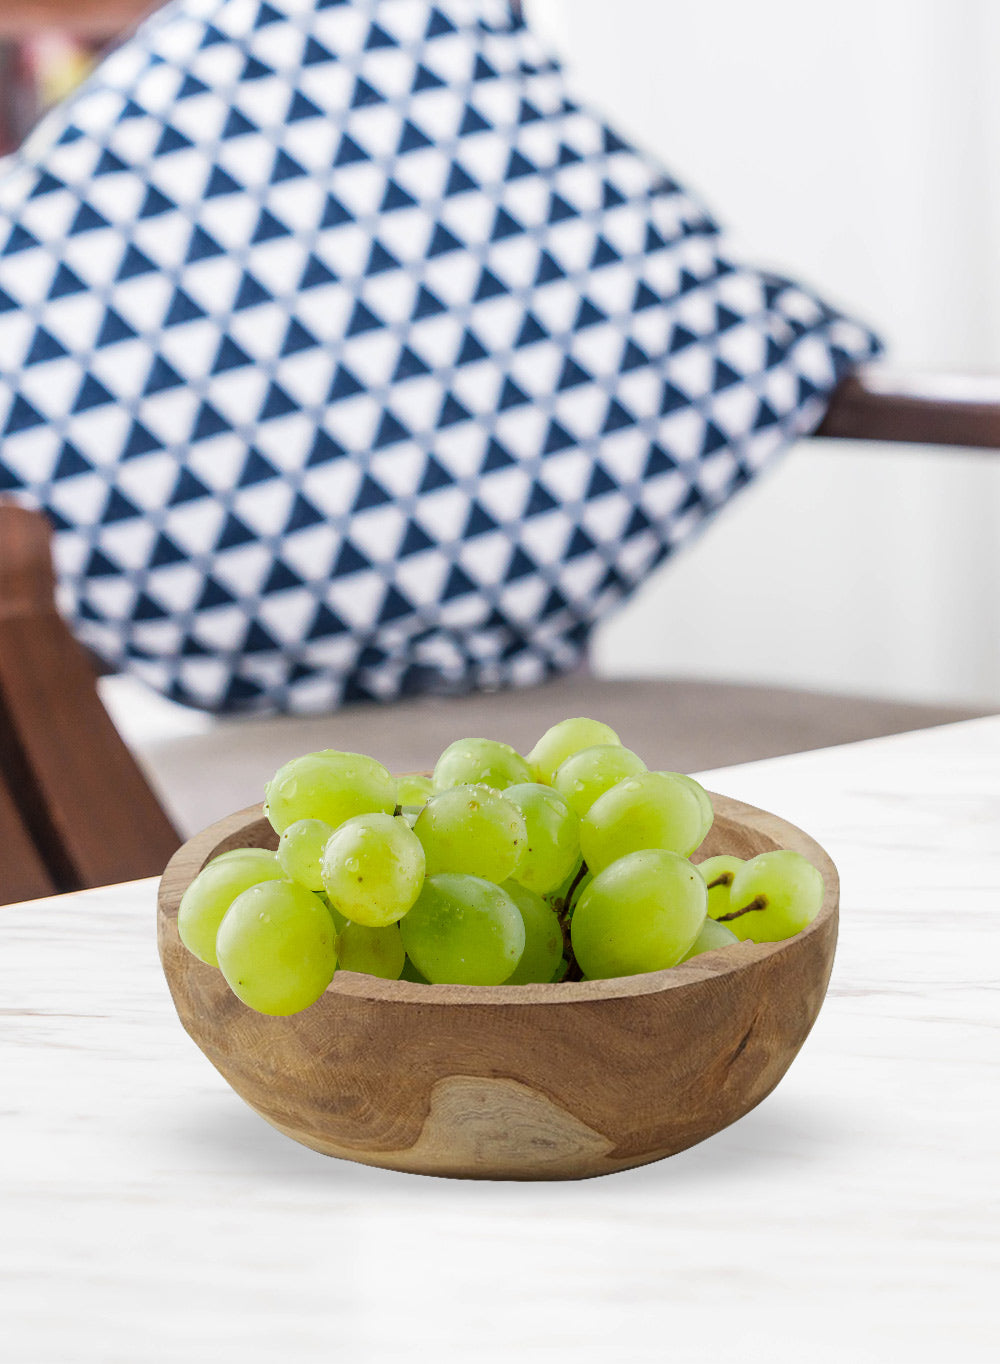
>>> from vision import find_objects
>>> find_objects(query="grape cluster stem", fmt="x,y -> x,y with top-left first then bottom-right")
554,862 -> 589,982
717,895 -> 767,922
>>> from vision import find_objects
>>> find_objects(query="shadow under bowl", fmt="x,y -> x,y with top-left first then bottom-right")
157,793 -> 838,1180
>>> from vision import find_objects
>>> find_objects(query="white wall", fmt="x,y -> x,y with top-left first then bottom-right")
527,0 -> 1000,707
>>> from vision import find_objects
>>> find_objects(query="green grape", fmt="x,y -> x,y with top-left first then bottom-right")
264,750 -> 396,836
336,921 -> 406,980
696,854 -> 745,920
580,770 -> 707,874
721,850 -> 825,942
399,874 -> 526,985
177,849 -> 285,967
277,818 -> 335,891
396,773 -> 434,807
216,880 -> 338,1015
321,812 -> 425,927
501,881 -> 565,984
204,847 -> 275,866
552,744 -> 647,816
526,717 -> 622,785
570,849 -> 707,980
665,772 -> 714,842
680,915 -> 740,961
503,782 -> 580,895
414,784 -> 527,883
319,893 -> 348,933
432,737 -> 531,792
399,956 -> 430,984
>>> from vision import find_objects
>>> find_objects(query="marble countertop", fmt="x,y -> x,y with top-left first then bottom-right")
2,716 -> 998,1363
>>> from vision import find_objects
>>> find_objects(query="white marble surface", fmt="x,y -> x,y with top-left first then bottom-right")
2,717 -> 999,1363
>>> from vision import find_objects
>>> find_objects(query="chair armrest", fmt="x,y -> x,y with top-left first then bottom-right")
815,365 -> 1000,450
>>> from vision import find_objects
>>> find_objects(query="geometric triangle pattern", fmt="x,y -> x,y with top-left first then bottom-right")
0,0 -> 881,713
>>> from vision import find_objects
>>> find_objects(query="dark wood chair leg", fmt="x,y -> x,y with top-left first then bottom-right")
0,501 -> 181,899
0,762 -> 58,903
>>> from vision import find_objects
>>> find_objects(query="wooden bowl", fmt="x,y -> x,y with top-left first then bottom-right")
157,794 -> 838,1181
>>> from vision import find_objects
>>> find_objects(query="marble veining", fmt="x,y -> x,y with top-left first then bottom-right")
1,717 -> 998,1363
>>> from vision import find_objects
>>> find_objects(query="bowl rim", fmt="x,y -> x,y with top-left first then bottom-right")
158,791 -> 839,1010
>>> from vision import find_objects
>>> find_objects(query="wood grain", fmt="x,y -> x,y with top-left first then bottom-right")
157,795 -> 839,1180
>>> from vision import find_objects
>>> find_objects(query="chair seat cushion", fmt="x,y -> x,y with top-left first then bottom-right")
0,0 -> 879,713
100,671 -> 984,839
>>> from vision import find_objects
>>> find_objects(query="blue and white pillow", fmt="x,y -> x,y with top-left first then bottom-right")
0,0 -> 880,713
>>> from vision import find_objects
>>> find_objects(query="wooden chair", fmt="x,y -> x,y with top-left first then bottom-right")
1,365 -> 997,905
1,3 -> 998,902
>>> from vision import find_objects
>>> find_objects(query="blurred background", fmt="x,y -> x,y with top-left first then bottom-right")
3,0 -> 1000,711
530,0 -> 1000,711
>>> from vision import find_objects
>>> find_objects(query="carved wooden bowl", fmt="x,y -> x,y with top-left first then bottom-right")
157,794 -> 838,1181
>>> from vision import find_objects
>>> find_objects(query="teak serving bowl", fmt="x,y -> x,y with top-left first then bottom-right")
157,793 -> 838,1181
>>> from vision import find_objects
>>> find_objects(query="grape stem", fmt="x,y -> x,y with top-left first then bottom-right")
555,861 -> 589,982
717,895 -> 767,922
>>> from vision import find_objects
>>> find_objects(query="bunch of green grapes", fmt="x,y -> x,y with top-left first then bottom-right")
175,719 -> 826,1014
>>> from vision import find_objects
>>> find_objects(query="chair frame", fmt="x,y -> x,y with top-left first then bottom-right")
0,501 -> 180,903
0,365 -> 998,903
